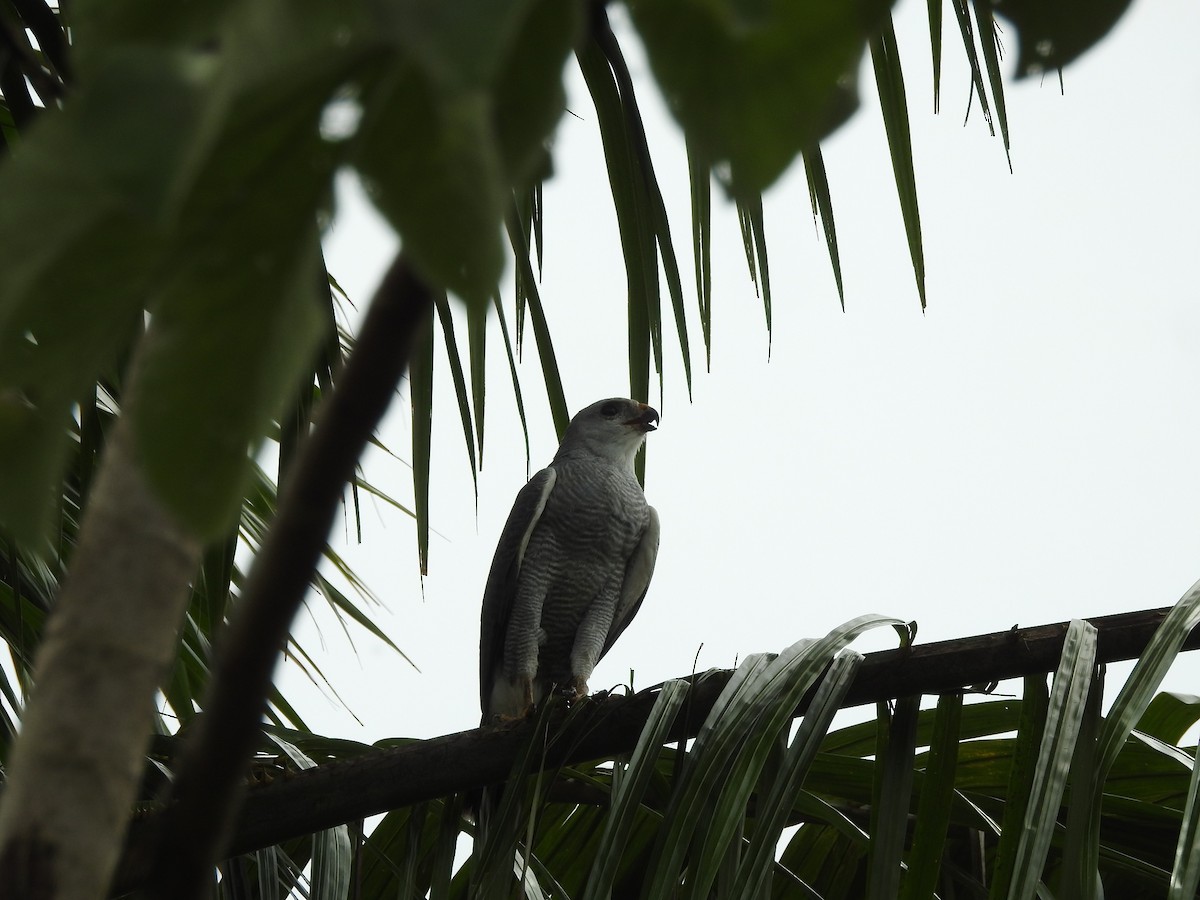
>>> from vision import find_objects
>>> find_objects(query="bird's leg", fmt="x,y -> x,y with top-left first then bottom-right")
568,593 -> 616,703
487,673 -> 537,723
562,675 -> 590,702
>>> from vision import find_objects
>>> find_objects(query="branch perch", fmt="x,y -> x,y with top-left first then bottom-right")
115,604 -> 1197,892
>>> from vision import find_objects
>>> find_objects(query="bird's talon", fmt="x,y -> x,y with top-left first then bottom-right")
559,677 -> 590,702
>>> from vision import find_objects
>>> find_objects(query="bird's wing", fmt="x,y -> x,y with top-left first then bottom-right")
602,505 -> 660,658
479,467 -> 557,712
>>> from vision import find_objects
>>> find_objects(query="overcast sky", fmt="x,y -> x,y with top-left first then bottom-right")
289,0 -> 1200,746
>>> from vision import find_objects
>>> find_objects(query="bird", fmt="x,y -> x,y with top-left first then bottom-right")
479,397 -> 660,723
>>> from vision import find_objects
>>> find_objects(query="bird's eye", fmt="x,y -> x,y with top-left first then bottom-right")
600,402 -> 621,417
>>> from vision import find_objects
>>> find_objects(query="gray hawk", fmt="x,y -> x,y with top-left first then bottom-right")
479,397 -> 660,722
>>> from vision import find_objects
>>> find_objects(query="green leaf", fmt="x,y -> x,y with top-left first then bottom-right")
950,0 -> 996,134
581,680 -> 689,900
576,21 -> 674,409
430,795 -> 461,900
671,652 -> 776,899
512,189 -> 535,357
312,572 -> 415,669
491,0 -> 582,185
472,701 -> 562,898
778,813 -> 865,898
125,11 -> 366,536
586,16 -> 692,399
466,292 -> 488,467
1075,579 -> 1200,895
433,293 -> 478,505
491,293 -> 532,475
355,0 -> 578,304
386,0 -> 536,92
686,138 -> 714,370
410,314 -> 435,576
971,0 -> 1012,171
995,0 -> 1136,76
401,802 -> 430,898
626,0 -> 887,196
1137,692 -> 1200,746
1008,619 -> 1098,900
357,798 -> 460,899
132,231 -> 328,539
926,0 -> 943,112
802,146 -> 845,310
900,693 -> 963,899
355,69 -> 506,305
1169,744 -> 1200,900
988,676 -> 1049,900
0,54 -> 197,539
734,651 -> 864,900
643,614 -> 907,898
309,816 -> 353,900
69,0 -> 231,73
1059,664 -> 1104,900
824,697 -> 1022,757
264,733 -> 352,900
1096,580 -> 1200,782
504,208 -> 570,438
870,14 -> 926,309
867,696 -> 919,900
736,196 -> 772,353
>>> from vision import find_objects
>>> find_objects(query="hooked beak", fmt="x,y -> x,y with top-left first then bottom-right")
625,403 -> 660,433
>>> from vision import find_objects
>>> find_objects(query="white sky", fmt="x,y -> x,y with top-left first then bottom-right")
291,0 -> 1200,745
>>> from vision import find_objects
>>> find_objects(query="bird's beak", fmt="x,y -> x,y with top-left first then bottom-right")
625,404 -> 660,433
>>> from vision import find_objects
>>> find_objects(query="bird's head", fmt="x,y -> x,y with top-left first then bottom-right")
555,398 -> 660,468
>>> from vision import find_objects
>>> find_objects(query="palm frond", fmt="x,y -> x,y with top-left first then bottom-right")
870,15 -> 926,310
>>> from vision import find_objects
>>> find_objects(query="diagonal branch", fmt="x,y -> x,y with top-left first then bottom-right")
114,604 -> 1198,892
140,253 -> 432,900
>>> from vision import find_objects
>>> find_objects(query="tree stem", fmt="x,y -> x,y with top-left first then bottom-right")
0,417 -> 202,900
141,253 -> 432,900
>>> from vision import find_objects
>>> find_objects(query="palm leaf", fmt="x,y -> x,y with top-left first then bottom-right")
686,137 -> 714,370
900,693 -> 963,899
734,651 -> 864,899
866,696 -> 919,899
802,147 -> 845,310
642,615 -> 906,898
581,679 -> 689,900
577,11 -> 694,403
433,292 -> 479,506
736,195 -> 773,354
926,0 -> 944,112
1006,619 -> 1098,900
1169,749 -> 1200,900
504,206 -> 570,438
950,0 -> 996,132
409,314 -> 435,575
491,292 -> 533,475
870,14 -> 927,310
970,0 -> 1013,170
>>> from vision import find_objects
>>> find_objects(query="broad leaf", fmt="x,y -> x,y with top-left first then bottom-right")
627,0 -> 890,197
354,0 -> 579,304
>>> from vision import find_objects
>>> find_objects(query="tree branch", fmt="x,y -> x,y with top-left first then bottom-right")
115,604 -> 1197,892
140,254 -> 432,900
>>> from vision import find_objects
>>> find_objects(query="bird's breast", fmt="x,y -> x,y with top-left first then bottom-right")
538,461 -> 648,542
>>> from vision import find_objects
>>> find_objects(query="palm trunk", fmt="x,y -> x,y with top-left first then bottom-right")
0,410 -> 202,899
